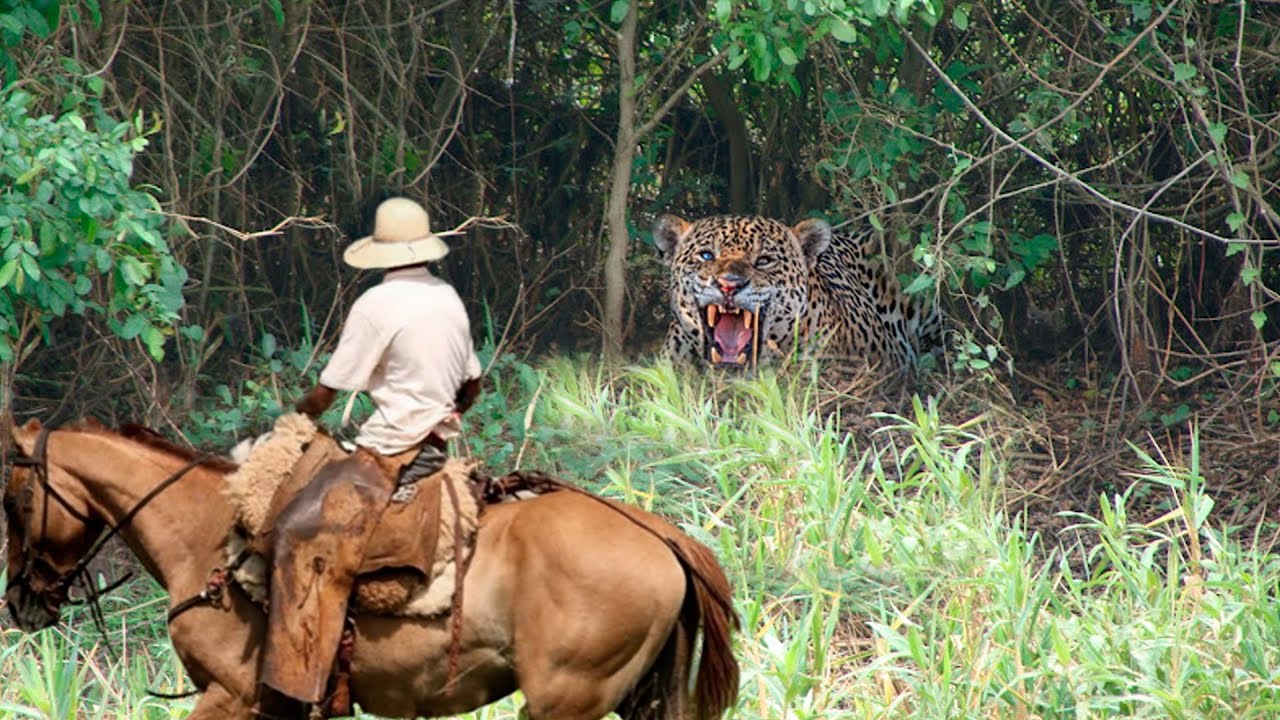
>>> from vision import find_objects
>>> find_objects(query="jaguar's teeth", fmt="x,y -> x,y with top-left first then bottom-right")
711,347 -> 723,363
743,309 -> 753,329
735,352 -> 747,364
706,305 -> 719,327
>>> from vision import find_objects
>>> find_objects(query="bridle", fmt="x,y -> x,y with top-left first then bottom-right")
7,426 -> 214,634
8,426 -> 99,610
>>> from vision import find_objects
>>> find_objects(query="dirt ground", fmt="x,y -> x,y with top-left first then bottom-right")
822,358 -> 1280,555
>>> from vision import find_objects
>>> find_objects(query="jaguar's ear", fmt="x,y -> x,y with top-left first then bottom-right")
793,218 -> 832,269
652,215 -> 691,266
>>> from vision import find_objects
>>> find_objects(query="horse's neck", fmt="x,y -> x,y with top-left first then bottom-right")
58,431 -> 233,593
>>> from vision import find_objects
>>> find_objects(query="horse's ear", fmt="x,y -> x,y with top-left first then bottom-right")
11,417 -> 43,455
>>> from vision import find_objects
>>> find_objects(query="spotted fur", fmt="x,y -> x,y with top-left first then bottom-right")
653,214 -> 942,370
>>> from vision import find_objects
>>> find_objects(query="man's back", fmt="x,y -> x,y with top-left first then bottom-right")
321,266 -> 481,453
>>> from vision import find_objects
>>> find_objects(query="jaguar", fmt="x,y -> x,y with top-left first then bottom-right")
653,214 -> 942,370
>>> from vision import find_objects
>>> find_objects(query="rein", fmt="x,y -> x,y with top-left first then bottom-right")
11,426 -> 217,622
11,426 -> 222,700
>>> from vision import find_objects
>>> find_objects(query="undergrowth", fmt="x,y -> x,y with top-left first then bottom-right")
3,356 -> 1280,718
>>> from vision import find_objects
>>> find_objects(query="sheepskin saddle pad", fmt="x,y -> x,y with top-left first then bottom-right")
223,412 -> 482,618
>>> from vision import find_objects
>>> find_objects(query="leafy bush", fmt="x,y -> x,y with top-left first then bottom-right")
0,81 -> 182,364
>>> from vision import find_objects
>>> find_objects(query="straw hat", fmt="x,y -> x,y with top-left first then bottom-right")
343,197 -> 464,269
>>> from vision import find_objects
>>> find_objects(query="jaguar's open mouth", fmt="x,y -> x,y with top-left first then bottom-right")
703,304 -> 762,368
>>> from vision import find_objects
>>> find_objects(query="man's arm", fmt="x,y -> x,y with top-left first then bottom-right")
453,377 -> 482,416
295,383 -> 338,418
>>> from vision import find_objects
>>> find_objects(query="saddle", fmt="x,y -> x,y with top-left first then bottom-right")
223,414 -> 482,618
224,414 -> 568,714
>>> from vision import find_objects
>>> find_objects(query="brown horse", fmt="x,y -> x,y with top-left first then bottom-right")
2,417 -> 739,720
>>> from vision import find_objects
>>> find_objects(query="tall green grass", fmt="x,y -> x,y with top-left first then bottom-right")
4,357 -> 1280,718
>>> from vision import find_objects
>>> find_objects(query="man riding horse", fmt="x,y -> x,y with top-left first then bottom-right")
262,197 -> 482,708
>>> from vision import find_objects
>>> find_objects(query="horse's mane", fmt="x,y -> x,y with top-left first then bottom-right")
79,420 -> 240,473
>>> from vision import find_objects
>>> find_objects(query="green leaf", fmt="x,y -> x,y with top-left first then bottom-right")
19,252 -> 40,281
142,324 -> 166,360
1207,122 -> 1227,145
903,274 -> 932,295
0,259 -> 17,288
778,46 -> 799,66
265,0 -> 285,26
1230,170 -> 1249,189
14,162 -> 43,185
1225,241 -> 1245,257
38,220 -> 57,252
1242,266 -> 1260,286
1251,311 -> 1267,330
119,256 -> 149,286
1173,63 -> 1198,83
829,17 -> 857,43
1160,404 -> 1191,427
116,313 -> 146,340
0,13 -> 24,40
953,5 -> 969,30
714,0 -> 732,22
1003,265 -> 1026,290
610,0 -> 629,24
1226,212 -> 1245,232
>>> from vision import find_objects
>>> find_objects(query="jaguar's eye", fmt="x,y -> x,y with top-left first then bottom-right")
698,250 -> 715,262
755,254 -> 776,269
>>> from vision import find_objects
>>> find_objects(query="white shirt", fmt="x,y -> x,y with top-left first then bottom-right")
320,266 -> 481,454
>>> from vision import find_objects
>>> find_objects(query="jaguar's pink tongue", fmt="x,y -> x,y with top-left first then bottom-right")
713,313 -> 752,362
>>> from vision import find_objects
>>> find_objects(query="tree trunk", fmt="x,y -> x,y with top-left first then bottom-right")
602,1 -> 638,358
702,72 -> 752,213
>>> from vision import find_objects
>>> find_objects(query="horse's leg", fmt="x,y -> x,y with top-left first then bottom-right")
516,631 -> 680,720
185,684 -> 311,720
618,614 -> 693,720
184,685 -> 257,720
505,495 -> 687,720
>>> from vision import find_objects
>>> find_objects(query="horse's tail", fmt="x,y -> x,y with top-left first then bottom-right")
663,531 -> 740,720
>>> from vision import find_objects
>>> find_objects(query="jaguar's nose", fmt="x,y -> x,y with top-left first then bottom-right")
717,272 -> 750,296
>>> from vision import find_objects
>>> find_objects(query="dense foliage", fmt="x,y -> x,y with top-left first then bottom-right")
0,0 -> 1273,426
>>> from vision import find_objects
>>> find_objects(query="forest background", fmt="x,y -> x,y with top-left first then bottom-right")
1,0 -> 1276,425
2,0 -> 1280,718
